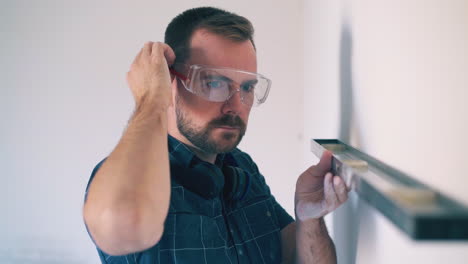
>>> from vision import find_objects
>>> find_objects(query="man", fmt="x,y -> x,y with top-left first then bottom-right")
83,7 -> 348,264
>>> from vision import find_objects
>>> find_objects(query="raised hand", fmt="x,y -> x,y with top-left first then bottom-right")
126,42 -> 176,111
294,151 -> 349,221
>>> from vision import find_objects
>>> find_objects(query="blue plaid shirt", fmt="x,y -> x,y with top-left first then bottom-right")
85,135 -> 294,263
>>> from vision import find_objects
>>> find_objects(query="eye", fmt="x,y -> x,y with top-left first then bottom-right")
205,80 -> 224,89
241,82 -> 256,93
201,76 -> 230,90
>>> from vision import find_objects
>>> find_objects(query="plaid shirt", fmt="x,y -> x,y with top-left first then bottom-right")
85,135 -> 294,263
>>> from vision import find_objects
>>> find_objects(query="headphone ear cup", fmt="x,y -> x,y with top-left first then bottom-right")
170,161 -> 225,199
223,166 -> 250,201
192,162 -> 225,199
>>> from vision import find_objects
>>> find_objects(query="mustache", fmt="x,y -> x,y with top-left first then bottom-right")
209,115 -> 245,129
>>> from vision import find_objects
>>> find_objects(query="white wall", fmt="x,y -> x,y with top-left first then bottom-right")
304,0 -> 468,263
352,1 -> 468,263
6,0 -> 466,263
302,1 -> 358,262
1,0 -> 303,262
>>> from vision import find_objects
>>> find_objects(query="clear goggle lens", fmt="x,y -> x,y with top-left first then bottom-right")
171,64 -> 271,107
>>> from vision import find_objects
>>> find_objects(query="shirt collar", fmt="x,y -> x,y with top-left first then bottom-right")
168,134 -> 227,168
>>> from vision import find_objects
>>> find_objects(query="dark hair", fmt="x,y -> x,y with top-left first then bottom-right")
164,7 -> 255,64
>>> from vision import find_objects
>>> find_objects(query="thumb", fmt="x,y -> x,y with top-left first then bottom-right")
314,150 -> 333,176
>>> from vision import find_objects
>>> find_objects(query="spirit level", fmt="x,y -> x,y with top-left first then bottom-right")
311,139 -> 468,240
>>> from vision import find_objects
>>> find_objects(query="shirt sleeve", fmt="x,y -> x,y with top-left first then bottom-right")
83,158 -> 106,245
84,157 -> 107,202
271,194 -> 295,230
84,158 -> 152,263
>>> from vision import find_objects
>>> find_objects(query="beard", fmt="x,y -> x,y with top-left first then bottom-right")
175,96 -> 246,154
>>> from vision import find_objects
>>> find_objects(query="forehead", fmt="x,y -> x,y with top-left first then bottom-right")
187,29 -> 257,73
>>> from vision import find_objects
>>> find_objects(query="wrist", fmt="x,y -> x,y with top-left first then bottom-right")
296,217 -> 330,237
135,91 -> 171,113
295,216 -> 321,229
134,98 -> 169,118
130,102 -> 168,133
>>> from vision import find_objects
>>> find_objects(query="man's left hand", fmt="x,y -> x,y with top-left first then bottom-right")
294,150 -> 349,221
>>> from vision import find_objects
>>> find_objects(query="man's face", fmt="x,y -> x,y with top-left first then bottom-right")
174,29 -> 257,154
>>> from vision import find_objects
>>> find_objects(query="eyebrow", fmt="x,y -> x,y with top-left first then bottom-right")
201,73 -> 232,83
242,79 -> 258,85
202,73 -> 258,86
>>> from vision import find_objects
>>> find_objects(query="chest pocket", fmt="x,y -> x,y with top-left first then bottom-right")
226,197 -> 283,264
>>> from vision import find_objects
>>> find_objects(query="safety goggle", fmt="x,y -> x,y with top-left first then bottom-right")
169,64 -> 271,107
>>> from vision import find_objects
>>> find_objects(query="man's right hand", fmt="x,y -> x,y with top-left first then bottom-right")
126,42 -> 176,111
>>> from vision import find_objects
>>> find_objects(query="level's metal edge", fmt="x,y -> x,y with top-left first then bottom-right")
311,139 -> 468,240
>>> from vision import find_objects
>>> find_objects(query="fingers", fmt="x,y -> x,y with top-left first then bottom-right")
127,41 -> 175,109
333,176 -> 349,203
150,42 -> 176,67
323,172 -> 339,212
132,42 -> 176,67
131,44 -> 145,66
162,43 -> 176,66
142,41 -> 152,57
323,173 -> 349,212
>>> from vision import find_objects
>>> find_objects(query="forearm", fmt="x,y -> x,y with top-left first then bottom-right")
295,218 -> 337,264
83,103 -> 171,255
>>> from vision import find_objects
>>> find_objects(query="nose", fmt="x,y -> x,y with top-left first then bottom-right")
221,88 -> 244,115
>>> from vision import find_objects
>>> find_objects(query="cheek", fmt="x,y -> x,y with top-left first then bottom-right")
176,83 -> 251,125
178,94 -> 221,123
176,82 -> 203,107
241,111 -> 250,126
171,78 -> 180,105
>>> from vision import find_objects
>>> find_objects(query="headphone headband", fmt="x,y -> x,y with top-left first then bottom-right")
170,154 -> 250,201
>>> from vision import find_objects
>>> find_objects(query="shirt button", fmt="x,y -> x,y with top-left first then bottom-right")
266,211 -> 271,217
230,229 -> 234,233
238,249 -> 243,255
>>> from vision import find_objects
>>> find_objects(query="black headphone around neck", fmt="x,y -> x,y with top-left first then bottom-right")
169,154 -> 250,201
